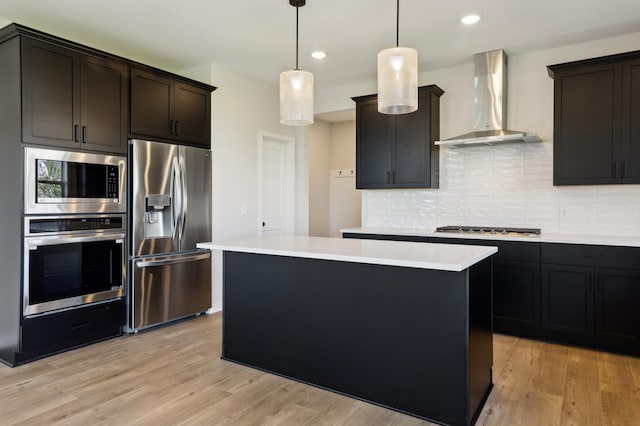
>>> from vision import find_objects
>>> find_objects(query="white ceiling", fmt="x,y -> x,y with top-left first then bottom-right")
2,0 -> 640,100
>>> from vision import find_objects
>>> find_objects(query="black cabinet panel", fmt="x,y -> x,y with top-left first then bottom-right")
549,50 -> 640,185
174,83 -> 211,147
131,68 -> 212,148
622,59 -> 640,182
596,268 -> 640,352
541,243 -> 640,270
554,64 -> 621,183
356,100 -> 393,187
493,260 -> 541,334
19,300 -> 125,364
22,38 -> 80,148
21,38 -> 128,154
131,69 -> 173,140
541,264 -> 594,340
353,85 -> 443,189
80,56 -> 129,153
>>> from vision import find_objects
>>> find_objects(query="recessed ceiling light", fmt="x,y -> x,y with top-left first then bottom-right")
461,14 -> 480,25
311,51 -> 327,59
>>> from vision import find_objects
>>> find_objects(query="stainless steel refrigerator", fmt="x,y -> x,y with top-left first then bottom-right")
128,139 -> 212,332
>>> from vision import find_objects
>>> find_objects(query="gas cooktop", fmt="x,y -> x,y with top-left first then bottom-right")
435,226 -> 541,237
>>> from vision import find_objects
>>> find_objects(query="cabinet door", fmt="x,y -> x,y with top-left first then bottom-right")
356,100 -> 393,188
22,38 -> 80,148
174,83 -> 211,148
541,264 -> 594,342
80,56 -> 129,153
622,59 -> 640,183
394,92 -> 431,187
493,260 -> 541,335
596,268 -> 640,352
553,63 -> 622,185
130,68 -> 174,140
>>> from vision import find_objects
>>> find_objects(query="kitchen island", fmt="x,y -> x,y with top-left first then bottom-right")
198,236 -> 496,426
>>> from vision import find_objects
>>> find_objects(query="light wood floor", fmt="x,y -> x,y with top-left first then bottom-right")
1,312 -> 639,425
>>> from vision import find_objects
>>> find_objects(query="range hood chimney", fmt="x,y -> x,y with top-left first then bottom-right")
435,49 -> 541,146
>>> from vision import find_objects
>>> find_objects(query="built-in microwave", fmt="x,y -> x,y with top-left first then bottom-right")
24,147 -> 126,214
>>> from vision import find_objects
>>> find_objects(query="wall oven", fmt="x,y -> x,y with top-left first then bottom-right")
24,147 -> 126,214
23,214 -> 126,316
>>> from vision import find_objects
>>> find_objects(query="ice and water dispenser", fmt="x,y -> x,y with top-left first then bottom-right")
144,194 -> 172,238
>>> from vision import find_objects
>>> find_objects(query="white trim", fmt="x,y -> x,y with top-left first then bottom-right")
258,131 -> 296,235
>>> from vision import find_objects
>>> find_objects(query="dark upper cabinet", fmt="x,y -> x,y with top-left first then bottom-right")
21,38 -> 128,154
352,85 -> 443,189
548,51 -> 640,185
131,68 -> 212,148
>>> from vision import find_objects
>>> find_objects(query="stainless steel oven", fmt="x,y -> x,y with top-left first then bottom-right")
24,147 -> 126,214
23,214 -> 126,316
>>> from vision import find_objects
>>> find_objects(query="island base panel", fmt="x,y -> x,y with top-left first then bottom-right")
222,252 -> 492,426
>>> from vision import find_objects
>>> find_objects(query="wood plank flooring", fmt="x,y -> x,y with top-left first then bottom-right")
1,312 -> 639,425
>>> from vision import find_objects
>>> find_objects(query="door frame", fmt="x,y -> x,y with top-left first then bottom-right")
257,131 -> 296,235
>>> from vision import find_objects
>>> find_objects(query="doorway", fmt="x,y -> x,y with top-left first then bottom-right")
258,132 -> 295,235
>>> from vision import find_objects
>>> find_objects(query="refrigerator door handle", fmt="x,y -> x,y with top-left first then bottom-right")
179,152 -> 188,241
134,252 -> 210,268
171,156 -> 181,241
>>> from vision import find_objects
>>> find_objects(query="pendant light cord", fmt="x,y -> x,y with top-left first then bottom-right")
295,5 -> 299,70
396,0 -> 399,47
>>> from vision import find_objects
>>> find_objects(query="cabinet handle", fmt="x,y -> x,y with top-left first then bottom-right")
170,119 -> 175,135
623,161 -> 629,178
82,126 -> 87,143
386,171 -> 390,184
175,121 -> 181,136
391,171 -> 395,184
74,125 -> 79,142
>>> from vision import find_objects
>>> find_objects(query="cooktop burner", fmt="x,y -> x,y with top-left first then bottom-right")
435,226 -> 541,237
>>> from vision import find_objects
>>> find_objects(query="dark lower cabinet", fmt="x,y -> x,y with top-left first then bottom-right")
596,268 -> 640,352
494,260 -> 541,335
17,299 -> 125,365
541,264 -> 594,342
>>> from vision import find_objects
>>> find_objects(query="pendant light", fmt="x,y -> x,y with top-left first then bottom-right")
280,0 -> 314,126
377,0 -> 418,114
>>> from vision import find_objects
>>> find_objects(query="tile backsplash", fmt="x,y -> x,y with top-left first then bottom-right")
362,142 -> 640,236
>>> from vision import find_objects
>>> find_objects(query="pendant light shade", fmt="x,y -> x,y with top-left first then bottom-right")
377,0 -> 418,115
280,0 -> 314,126
280,69 -> 314,126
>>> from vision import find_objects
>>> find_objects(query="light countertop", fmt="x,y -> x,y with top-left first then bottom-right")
197,235 -> 497,272
341,227 -> 640,247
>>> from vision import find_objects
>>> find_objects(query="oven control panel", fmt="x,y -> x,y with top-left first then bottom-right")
27,215 -> 125,234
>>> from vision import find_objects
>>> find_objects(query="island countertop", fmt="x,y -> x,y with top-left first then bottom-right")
197,235 -> 496,272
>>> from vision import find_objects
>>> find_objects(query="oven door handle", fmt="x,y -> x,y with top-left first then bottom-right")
26,235 -> 125,249
134,252 -> 210,268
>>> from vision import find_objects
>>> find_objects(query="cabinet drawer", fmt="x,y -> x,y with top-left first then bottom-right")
20,300 -> 125,360
541,243 -> 640,270
429,237 -> 540,263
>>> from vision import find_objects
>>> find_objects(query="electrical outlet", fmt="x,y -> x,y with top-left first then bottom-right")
240,203 -> 247,216
559,208 -> 568,219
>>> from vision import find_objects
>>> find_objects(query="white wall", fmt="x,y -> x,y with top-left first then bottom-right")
308,120 -> 331,236
318,31 -> 640,237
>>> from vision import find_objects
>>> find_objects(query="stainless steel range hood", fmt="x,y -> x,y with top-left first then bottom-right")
435,49 -> 541,146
